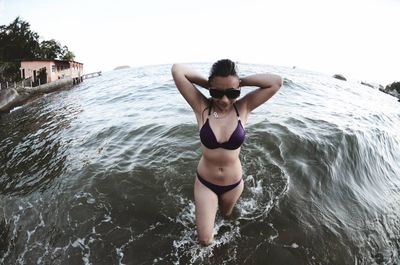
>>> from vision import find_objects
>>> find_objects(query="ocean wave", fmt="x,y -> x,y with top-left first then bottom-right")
1,63 -> 400,264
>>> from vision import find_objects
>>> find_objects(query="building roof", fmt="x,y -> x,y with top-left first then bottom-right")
21,59 -> 83,65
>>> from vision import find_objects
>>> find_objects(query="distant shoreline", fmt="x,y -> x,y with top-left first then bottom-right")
113,65 -> 130,71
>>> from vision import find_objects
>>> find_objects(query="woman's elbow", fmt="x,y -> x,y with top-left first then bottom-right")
273,76 -> 283,92
276,75 -> 283,88
171,63 -> 178,73
171,63 -> 186,76
267,76 -> 282,91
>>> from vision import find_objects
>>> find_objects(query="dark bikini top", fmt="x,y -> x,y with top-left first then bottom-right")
199,103 -> 246,150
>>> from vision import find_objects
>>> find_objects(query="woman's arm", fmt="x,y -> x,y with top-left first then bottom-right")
239,73 -> 283,112
171,63 -> 208,113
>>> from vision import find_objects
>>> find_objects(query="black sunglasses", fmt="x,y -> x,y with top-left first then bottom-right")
209,88 -> 241,99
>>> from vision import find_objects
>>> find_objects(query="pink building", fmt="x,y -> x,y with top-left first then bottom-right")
20,60 -> 83,85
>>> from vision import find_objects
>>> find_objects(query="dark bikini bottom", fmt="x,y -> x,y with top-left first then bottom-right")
196,172 -> 243,197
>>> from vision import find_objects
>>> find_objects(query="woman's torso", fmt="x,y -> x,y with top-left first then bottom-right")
195,101 -> 248,185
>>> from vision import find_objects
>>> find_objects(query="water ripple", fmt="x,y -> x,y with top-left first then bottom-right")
1,63 -> 400,264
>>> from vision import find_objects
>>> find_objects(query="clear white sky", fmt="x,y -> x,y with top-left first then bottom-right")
1,0 -> 399,85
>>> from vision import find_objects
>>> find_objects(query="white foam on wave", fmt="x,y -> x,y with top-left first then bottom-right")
11,201 -> 52,265
8,191 -> 113,265
71,237 -> 92,265
166,191 -> 245,264
26,212 -> 45,242
237,175 -> 276,220
114,222 -> 164,265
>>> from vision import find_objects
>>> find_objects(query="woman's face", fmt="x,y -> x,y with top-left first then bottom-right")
209,76 -> 240,111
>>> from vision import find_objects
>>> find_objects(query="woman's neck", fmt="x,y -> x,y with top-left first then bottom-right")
212,104 -> 233,119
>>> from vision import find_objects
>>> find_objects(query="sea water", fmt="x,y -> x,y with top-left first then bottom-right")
1,63 -> 399,264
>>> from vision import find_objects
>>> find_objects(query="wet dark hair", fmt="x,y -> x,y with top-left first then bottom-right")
208,59 -> 238,84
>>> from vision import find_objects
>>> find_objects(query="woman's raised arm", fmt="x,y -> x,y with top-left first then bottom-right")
239,73 -> 283,112
171,63 -> 209,113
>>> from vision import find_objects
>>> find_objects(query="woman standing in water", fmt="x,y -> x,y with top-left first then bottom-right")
171,59 -> 282,245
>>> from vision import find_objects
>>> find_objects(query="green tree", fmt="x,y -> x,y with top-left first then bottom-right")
38,40 -> 75,60
62,50 -> 75,61
0,16 -> 40,61
38,39 -> 63,59
0,17 -> 41,83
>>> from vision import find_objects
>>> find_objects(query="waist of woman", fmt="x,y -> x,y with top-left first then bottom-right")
197,156 -> 242,185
